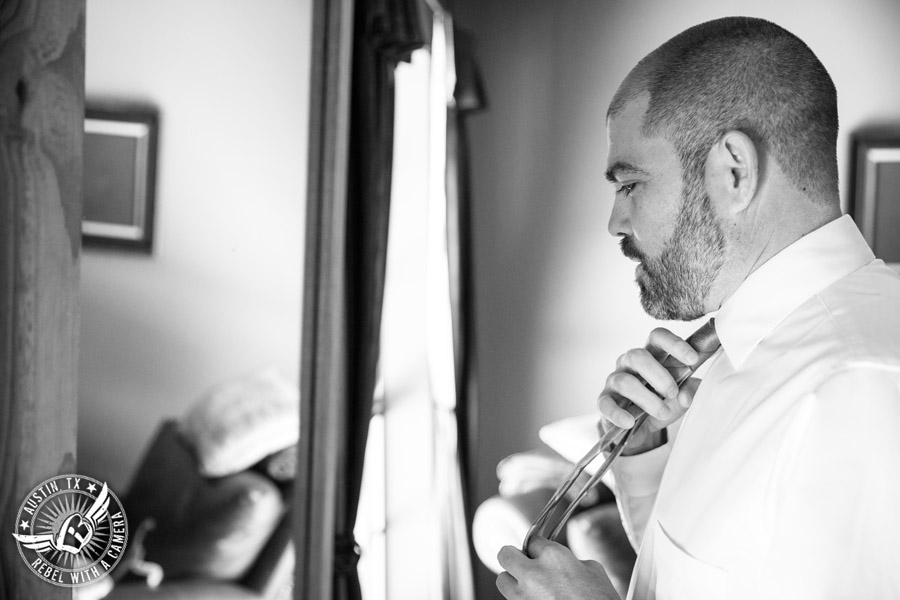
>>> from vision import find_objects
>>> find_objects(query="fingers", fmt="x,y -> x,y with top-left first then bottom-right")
497,545 -> 529,598
496,570 -> 519,599
497,537 -> 552,576
599,328 -> 699,426
596,328 -> 702,456
498,544 -> 529,574
524,534 -> 553,558
598,393 -> 637,429
646,327 -> 700,366
496,543 -> 542,600
498,539 -> 621,600
615,347 -> 679,402
605,369 -> 673,421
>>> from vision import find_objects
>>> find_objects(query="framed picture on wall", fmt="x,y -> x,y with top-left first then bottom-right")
83,104 -> 159,251
850,131 -> 900,270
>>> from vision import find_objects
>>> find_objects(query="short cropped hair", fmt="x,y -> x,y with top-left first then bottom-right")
608,17 -> 839,200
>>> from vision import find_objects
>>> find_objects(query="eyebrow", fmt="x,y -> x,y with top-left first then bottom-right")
605,161 -> 648,183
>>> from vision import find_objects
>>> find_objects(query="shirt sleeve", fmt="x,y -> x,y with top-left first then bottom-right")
761,365 -> 900,599
607,430 -> 675,552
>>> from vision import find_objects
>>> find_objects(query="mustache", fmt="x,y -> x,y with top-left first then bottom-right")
619,236 -> 645,262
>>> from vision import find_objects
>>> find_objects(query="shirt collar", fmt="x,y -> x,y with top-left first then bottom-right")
714,215 -> 875,368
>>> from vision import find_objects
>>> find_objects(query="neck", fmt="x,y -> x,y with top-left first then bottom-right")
705,185 -> 842,313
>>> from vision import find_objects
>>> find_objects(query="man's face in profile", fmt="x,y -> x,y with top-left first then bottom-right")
606,94 -> 725,321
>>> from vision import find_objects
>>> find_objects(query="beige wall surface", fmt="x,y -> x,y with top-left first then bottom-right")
453,0 -> 900,596
79,0 -> 311,491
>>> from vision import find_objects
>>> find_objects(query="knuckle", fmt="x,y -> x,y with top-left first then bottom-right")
597,394 -> 612,412
604,372 -> 620,389
600,394 -> 624,412
535,539 -> 562,560
495,572 -> 515,595
598,404 -> 620,430
616,347 -> 642,369
623,347 -> 645,364
648,327 -> 670,342
607,371 -> 630,390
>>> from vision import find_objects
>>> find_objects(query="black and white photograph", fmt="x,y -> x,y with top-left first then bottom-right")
2,1 -> 899,600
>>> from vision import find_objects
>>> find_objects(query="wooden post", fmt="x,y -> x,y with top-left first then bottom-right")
0,1 -> 85,598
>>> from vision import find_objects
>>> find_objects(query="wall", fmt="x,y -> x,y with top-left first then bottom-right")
79,0 -> 311,491
453,0 -> 900,596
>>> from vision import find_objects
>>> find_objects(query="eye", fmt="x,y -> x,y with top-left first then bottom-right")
616,182 -> 638,197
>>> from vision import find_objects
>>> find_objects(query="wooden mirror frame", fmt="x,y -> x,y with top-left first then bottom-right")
0,2 -> 85,598
294,0 -> 355,598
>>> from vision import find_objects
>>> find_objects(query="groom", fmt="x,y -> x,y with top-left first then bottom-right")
497,16 -> 900,600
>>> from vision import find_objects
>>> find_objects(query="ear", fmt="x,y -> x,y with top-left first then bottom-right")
706,130 -> 759,213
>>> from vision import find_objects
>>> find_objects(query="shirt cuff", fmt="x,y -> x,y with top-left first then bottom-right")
608,437 -> 672,498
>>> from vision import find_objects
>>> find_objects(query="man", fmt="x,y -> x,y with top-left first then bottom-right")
496,16 -> 900,600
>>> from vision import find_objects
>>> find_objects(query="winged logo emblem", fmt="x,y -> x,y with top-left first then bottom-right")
13,483 -> 111,555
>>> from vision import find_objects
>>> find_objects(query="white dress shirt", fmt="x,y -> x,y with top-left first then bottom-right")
613,215 -> 900,600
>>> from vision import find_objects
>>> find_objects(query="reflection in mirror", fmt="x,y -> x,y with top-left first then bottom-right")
77,1 -> 311,597
355,22 -> 475,599
296,2 -> 483,598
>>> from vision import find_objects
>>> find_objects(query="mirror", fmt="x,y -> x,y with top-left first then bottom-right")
77,0 -> 311,596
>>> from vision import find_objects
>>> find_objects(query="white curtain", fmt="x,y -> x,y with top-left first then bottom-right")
355,11 -> 475,600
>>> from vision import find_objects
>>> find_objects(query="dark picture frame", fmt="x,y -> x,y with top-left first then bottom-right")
82,104 -> 159,251
850,131 -> 900,270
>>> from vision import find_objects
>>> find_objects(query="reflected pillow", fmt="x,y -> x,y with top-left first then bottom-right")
125,421 -> 285,581
179,367 -> 300,477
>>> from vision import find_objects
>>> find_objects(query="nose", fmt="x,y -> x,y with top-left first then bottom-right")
607,195 -> 631,237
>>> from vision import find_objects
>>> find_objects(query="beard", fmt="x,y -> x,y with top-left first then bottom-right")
620,181 -> 726,321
